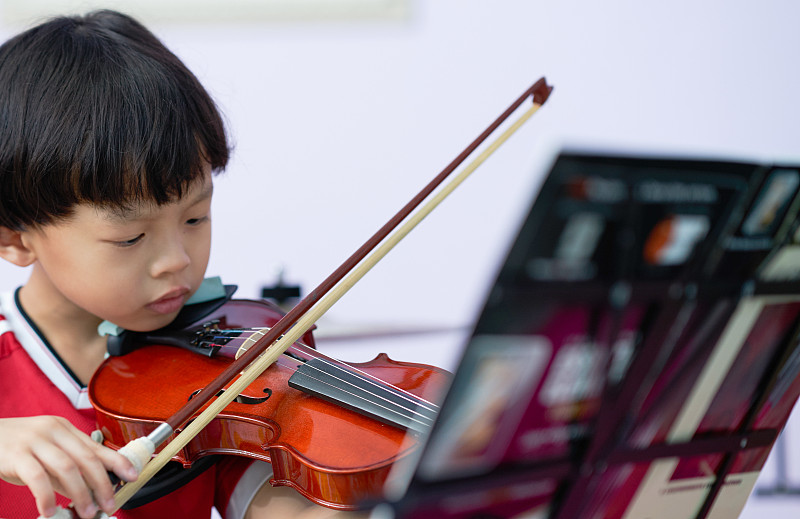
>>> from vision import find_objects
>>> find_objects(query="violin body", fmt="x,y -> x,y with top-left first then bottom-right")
89,299 -> 451,510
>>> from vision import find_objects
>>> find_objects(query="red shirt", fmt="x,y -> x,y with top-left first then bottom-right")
0,290 -> 270,519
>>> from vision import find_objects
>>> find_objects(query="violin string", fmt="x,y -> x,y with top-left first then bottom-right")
205,328 -> 439,423
272,357 -> 435,429
225,328 -> 439,413
291,340 -> 440,402
278,355 -> 436,424
299,353 -> 440,414
222,328 -> 440,412
205,327 -> 440,413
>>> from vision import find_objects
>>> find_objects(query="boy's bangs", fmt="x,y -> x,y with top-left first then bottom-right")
0,10 -> 229,229
64,17 -> 227,212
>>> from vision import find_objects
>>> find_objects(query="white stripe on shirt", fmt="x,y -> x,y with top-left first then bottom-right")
0,290 -> 91,409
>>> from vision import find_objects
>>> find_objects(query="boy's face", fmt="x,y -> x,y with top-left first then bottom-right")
22,167 -> 214,332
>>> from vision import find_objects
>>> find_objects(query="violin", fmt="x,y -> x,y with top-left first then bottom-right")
48,77 -> 552,517
89,296 -> 450,509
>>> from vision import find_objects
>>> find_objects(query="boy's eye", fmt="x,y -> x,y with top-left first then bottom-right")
186,215 -> 209,226
114,234 -> 144,247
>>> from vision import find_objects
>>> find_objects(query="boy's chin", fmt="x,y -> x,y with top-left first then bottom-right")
116,310 -> 183,333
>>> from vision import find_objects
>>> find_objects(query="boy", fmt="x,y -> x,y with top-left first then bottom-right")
0,10 -> 360,519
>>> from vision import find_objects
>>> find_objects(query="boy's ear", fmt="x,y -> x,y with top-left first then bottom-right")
0,226 -> 36,266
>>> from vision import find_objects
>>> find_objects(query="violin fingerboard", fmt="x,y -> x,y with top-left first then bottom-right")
287,358 -> 437,435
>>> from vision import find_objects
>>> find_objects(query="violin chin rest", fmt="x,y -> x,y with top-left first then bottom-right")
167,285 -> 238,329
106,285 -> 238,357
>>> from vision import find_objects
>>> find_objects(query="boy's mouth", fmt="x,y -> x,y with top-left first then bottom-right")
147,288 -> 190,314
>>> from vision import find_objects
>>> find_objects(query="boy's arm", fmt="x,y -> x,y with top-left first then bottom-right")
0,416 -> 138,519
244,483 -> 372,519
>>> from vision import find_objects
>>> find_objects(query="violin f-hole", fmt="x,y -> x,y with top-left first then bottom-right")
188,387 -> 272,405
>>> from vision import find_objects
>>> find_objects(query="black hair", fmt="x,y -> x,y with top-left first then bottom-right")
0,9 -> 229,229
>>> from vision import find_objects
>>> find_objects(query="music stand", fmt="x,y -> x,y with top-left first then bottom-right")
377,151 -> 800,519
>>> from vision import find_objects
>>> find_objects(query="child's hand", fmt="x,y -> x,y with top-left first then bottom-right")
0,416 -> 139,519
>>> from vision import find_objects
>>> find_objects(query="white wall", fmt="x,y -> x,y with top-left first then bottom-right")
1,1 -> 799,515
3,0 -> 798,333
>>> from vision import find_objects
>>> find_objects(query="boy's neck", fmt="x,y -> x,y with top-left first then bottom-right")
19,265 -> 108,383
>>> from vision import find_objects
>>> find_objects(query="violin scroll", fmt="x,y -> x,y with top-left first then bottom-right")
531,77 -> 553,105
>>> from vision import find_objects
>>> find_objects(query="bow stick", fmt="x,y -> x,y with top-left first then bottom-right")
46,77 -> 552,518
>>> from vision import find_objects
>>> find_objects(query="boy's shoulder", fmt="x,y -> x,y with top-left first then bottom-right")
0,288 -> 93,409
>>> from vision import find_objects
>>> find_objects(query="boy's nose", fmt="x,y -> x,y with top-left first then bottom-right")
151,238 -> 191,276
